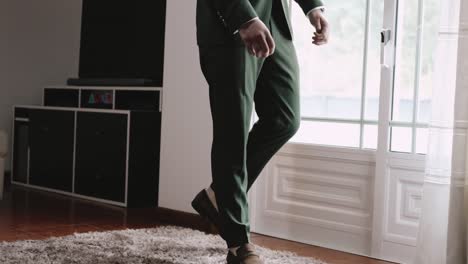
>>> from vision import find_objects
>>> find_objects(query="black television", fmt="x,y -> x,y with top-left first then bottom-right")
69,0 -> 167,87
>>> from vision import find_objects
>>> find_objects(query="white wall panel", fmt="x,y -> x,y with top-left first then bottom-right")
385,166 -> 424,246
252,144 -> 376,256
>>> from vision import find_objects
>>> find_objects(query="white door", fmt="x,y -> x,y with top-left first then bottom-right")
249,0 -> 440,263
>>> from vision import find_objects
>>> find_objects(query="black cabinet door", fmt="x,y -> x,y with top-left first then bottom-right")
12,120 -> 30,184
74,112 -> 127,203
29,109 -> 75,192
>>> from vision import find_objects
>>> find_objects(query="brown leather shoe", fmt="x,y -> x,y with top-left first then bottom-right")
191,189 -> 221,231
226,243 -> 264,264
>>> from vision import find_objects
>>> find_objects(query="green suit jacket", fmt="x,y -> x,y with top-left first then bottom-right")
196,0 -> 323,46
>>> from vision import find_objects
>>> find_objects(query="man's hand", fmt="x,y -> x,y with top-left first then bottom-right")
308,9 -> 329,45
239,18 -> 275,58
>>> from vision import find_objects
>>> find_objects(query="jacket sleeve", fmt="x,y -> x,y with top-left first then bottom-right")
212,0 -> 258,34
294,0 -> 324,15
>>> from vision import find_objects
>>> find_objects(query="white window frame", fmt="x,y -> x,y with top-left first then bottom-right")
294,0 -> 432,154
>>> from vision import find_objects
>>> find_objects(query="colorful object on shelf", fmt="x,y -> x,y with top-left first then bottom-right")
88,91 -> 112,105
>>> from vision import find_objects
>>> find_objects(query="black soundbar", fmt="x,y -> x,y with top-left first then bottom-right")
67,78 -> 157,87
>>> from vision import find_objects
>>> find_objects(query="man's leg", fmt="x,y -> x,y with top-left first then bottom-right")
199,43 -> 265,248
246,11 -> 301,192
203,10 -> 300,220
203,10 -> 300,243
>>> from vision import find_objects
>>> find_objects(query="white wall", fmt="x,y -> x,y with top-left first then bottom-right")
158,1 -> 213,213
0,0 -> 82,170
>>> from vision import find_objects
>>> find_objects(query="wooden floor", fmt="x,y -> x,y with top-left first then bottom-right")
0,183 -> 393,264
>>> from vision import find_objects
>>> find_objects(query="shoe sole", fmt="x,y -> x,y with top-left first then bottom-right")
191,190 -> 220,230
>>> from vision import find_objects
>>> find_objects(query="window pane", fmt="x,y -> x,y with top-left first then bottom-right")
416,128 -> 429,154
363,124 -> 378,150
392,0 -> 419,122
364,0 -> 384,121
390,126 -> 413,153
417,0 -> 440,123
291,121 -> 360,148
292,0 -> 367,120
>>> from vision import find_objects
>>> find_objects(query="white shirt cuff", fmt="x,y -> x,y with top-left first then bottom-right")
233,17 -> 260,35
306,6 -> 325,17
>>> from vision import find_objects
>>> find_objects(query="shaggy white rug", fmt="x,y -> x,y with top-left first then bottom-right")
0,225 -> 327,264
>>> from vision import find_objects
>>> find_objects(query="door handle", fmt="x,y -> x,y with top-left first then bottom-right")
381,29 -> 391,45
380,28 -> 392,67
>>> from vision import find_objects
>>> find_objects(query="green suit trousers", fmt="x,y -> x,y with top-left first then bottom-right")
198,1 -> 301,248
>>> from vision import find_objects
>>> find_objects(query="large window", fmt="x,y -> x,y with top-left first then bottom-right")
290,0 -> 439,154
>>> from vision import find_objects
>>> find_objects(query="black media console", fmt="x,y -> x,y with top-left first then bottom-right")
11,86 -> 162,208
